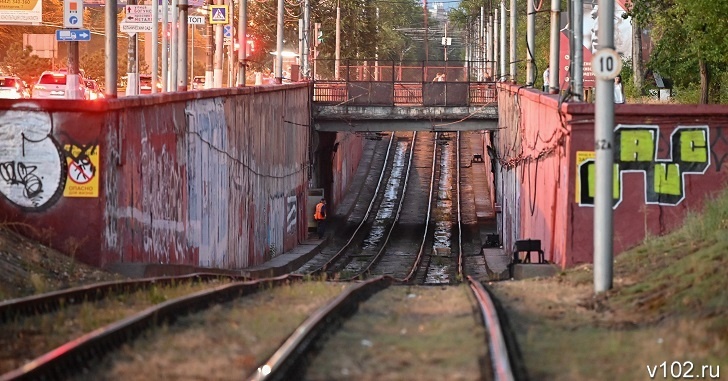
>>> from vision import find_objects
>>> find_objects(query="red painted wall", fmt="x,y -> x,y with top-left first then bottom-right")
0,84 -> 319,270
496,83 -> 728,267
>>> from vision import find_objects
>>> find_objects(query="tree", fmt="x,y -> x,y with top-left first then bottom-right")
647,0 -> 728,103
0,43 -> 50,83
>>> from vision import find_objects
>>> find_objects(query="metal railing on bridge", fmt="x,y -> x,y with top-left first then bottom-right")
312,59 -> 497,107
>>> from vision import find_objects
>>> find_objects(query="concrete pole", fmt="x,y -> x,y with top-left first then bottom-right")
303,0 -> 310,78
67,42 -> 81,99
275,0 -> 284,83
487,13 -> 493,79
206,22 -> 214,88
493,9 -> 498,80
227,0 -> 233,87
509,0 -> 516,82
238,0 -> 247,86
374,7 -> 378,81
500,0 -> 506,80
177,0 -> 188,90
152,0 -> 159,93
335,4 -> 341,80
170,0 -> 179,90
126,0 -> 139,96
298,18 -> 304,69
479,7 -> 484,80
214,0 -> 224,87
526,0 -> 535,86
548,0 -> 561,93
162,0 -> 169,92
573,0 -> 584,100
594,0 -> 615,293
105,0 -> 117,98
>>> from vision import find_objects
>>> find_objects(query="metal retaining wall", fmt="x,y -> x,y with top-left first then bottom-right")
0,84 -> 318,269
494,83 -> 728,267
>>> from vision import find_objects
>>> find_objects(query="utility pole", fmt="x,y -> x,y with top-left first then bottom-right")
493,7 -> 499,80
335,0 -> 341,80
206,14 -> 214,88
152,0 -> 159,93
548,0 -> 561,93
105,0 -> 117,98
303,0 -> 310,78
178,0 -> 188,90
500,0 -> 506,80
509,0 -> 516,82
526,0 -> 535,86
126,0 -> 139,96
162,0 -> 169,91
170,0 -> 179,90
214,0 -> 224,87
423,0 -> 428,62
594,0 -> 618,293
573,0 -> 584,99
238,0 -> 247,86
275,0 -> 284,83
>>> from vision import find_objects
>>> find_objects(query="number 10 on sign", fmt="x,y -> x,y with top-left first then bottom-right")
591,48 -> 622,80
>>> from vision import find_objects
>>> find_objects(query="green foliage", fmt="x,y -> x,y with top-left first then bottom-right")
0,43 -> 51,83
647,0 -> 728,103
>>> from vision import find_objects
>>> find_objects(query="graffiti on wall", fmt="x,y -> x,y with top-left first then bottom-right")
577,125 -> 711,207
287,194 -> 297,234
0,107 -> 65,211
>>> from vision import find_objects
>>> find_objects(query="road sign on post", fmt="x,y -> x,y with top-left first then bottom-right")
56,29 -> 91,41
209,5 -> 228,24
64,0 -> 84,28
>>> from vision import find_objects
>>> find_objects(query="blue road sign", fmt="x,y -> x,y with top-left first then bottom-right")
56,29 -> 92,42
223,25 -> 232,38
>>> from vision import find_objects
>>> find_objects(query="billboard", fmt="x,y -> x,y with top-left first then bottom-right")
0,0 -> 42,24
560,0 -> 633,89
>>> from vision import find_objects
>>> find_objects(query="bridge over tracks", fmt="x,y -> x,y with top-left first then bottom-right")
311,59 -> 499,132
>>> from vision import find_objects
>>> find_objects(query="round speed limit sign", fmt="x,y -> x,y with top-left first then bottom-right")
591,48 -> 623,80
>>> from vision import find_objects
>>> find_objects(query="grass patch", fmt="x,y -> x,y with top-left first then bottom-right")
490,188 -> 728,381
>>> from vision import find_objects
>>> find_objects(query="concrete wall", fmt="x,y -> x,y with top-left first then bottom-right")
0,84 -> 312,269
330,132 -> 365,208
494,83 -> 728,267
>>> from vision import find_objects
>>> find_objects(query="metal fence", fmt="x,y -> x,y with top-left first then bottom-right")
312,59 -> 497,106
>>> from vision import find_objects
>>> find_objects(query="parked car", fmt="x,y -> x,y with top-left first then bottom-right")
192,76 -> 205,90
32,71 -> 87,100
0,75 -> 31,99
84,79 -> 105,100
139,74 -> 162,94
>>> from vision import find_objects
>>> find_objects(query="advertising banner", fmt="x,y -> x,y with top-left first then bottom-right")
0,0 -> 42,24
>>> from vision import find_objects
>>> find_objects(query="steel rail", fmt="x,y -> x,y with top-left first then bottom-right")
396,131 -> 438,283
309,132 -> 396,275
0,274 -> 301,381
341,131 -> 422,281
468,276 -> 516,381
247,276 -> 393,381
0,272 -> 246,323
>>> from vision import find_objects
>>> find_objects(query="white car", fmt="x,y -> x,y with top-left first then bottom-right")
0,76 -> 31,99
32,71 -> 86,100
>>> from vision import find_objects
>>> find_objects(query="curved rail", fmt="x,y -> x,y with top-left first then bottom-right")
308,132 -> 396,275
0,273 -> 246,323
0,275 -> 300,381
248,276 -> 393,381
340,131 -> 424,281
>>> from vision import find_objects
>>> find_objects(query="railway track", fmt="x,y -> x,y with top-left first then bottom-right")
0,131 -> 520,381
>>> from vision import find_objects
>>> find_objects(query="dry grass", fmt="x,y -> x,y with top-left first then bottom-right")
305,285 -> 488,381
490,189 -> 728,380
74,281 -> 349,381
0,279 -> 231,375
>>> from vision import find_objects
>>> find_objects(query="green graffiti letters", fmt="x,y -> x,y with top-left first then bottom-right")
578,125 -> 710,207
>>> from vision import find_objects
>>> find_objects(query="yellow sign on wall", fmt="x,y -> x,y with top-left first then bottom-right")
575,151 -> 595,204
63,144 -> 100,198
